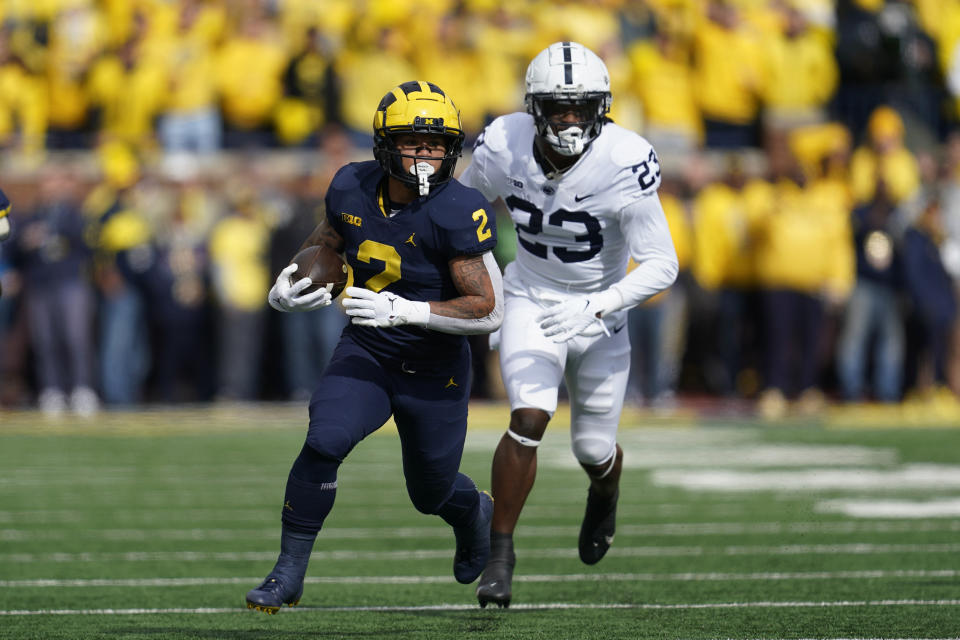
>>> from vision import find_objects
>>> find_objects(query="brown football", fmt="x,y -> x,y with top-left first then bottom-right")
289,245 -> 348,299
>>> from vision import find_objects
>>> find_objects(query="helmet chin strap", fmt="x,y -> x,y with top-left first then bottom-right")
410,161 -> 435,196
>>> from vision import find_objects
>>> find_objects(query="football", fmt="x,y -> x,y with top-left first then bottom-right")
289,245 -> 348,299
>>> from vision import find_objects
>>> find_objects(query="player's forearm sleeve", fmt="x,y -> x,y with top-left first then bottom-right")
607,195 -> 679,310
424,251 -> 504,335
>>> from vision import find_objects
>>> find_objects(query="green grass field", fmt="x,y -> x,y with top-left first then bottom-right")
1,403 -> 959,639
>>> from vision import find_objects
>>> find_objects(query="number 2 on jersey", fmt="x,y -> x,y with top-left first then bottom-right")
472,208 -> 492,243
356,239 -> 401,292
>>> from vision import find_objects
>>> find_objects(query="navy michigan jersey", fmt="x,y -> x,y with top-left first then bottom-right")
326,160 -> 497,363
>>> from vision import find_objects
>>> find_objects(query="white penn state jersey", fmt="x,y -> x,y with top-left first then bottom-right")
460,112 -> 663,293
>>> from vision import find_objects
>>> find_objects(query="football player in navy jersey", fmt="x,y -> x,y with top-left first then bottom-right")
460,42 -> 678,607
246,81 -> 504,614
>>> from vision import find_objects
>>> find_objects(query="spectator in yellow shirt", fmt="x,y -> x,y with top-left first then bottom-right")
0,31 -> 47,156
850,105 -> 921,207
691,156 -> 766,396
208,179 -> 270,401
217,11 -> 287,147
692,0 -> 766,148
630,26 -> 702,156
754,160 -> 854,418
761,2 -> 838,175
157,0 -> 224,153
86,32 -> 168,152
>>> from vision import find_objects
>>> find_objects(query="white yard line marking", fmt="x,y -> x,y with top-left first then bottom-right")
1,569 -> 957,588
4,543 -> 960,564
817,499 -> 960,518
652,465 -> 960,491
2,600 -> 960,616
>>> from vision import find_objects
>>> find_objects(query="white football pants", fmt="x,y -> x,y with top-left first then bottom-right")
498,289 -> 631,466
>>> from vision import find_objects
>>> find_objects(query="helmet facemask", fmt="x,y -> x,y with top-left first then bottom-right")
525,94 -> 609,156
375,119 -> 464,196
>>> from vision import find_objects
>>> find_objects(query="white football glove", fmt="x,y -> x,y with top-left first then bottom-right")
268,263 -> 332,312
342,286 -> 429,328
536,291 -> 621,343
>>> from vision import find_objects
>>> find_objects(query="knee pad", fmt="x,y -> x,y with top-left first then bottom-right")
290,442 -> 340,485
572,434 -> 616,467
305,426 -> 354,464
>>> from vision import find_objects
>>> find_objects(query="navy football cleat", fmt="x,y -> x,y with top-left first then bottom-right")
245,574 -> 304,614
453,490 -> 493,584
476,533 -> 515,608
578,487 -> 618,565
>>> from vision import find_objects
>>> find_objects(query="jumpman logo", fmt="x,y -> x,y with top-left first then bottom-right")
405,233 -> 417,247
445,377 -> 458,388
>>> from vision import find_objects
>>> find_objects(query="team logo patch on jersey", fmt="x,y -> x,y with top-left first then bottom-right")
342,212 -> 363,227
508,177 -> 524,189
542,185 -> 555,195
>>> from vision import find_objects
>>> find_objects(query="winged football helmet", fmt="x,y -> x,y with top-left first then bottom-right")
525,42 -> 612,156
373,81 -> 465,195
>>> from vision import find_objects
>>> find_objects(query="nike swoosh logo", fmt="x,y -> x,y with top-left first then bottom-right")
612,323 -> 626,334
574,193 -> 594,202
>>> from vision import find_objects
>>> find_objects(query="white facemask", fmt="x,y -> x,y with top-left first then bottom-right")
410,162 -> 435,196
546,126 -> 586,156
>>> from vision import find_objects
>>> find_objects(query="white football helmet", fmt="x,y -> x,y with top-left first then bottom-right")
524,41 -> 612,156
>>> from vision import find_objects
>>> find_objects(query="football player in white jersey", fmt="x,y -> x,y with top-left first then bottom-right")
459,41 -> 679,608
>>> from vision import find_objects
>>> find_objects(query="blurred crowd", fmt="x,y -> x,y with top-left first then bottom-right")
2,0 -> 960,418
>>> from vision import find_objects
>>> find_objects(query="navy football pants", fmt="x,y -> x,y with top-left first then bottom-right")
281,333 -> 478,532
